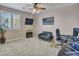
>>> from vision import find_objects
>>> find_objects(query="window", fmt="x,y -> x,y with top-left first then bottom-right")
0,11 -> 11,29
0,11 -> 21,30
12,13 -> 21,30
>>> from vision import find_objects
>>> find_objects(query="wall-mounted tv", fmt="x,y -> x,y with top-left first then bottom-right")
25,18 -> 33,25
43,17 -> 54,25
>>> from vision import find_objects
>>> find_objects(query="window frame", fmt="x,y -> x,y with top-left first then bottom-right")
0,10 -> 21,30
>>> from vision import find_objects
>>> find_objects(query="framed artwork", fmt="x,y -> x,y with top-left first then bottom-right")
43,17 -> 54,25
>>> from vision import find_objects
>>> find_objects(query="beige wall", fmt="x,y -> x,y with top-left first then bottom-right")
1,4 -> 79,42
0,6 -> 34,42
33,4 -> 79,40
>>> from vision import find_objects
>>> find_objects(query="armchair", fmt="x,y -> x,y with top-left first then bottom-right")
38,31 -> 53,41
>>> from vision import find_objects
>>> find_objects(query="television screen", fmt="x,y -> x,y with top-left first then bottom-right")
25,18 -> 33,25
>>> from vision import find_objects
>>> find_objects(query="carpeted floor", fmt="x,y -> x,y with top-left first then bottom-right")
0,38 -> 61,56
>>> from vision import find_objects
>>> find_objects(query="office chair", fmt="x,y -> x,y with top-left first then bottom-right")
56,28 -> 67,46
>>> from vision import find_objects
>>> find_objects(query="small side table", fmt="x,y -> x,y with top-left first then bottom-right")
26,32 -> 33,38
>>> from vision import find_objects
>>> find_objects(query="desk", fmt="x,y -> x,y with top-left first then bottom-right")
58,37 -> 79,56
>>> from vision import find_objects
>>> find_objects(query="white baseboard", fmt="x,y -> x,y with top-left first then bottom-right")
5,36 -> 37,43
6,37 -> 26,43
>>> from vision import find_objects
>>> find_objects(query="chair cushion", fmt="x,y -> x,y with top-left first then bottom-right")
43,31 -> 52,35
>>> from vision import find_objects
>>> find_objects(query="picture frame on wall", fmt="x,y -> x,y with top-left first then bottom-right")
43,17 -> 54,25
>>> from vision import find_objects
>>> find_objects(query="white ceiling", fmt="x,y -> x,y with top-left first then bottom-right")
0,3 -> 76,14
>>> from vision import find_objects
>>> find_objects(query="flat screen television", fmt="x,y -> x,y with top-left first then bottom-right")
25,18 -> 33,25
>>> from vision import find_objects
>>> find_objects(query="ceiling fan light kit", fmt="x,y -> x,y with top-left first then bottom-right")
32,8 -> 44,13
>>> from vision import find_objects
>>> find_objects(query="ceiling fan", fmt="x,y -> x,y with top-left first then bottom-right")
22,3 -> 46,13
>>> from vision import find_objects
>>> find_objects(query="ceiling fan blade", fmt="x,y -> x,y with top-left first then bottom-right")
35,7 -> 46,10
40,8 -> 46,10
22,4 -> 34,9
33,3 -> 46,10
22,6 -> 33,9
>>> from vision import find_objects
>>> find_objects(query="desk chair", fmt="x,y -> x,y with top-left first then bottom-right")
56,29 -> 68,46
